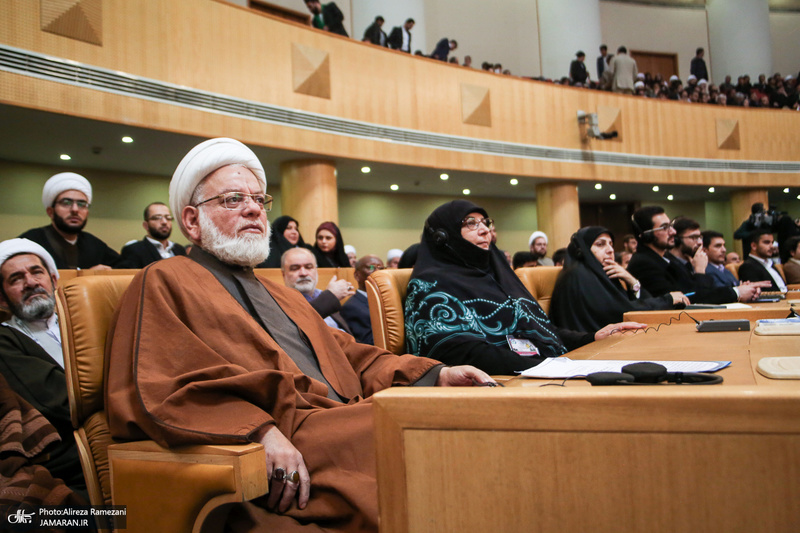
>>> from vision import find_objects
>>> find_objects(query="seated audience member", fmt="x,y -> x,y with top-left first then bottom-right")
551,247 -> 567,267
20,173 -> 119,270
404,201 -> 643,375
783,236 -> 800,284
258,215 -> 312,268
304,0 -> 348,37
106,138 -> 491,531
340,255 -> 383,344
344,244 -> 357,267
362,15 -> 387,46
738,229 -> 787,291
627,207 -> 760,304
0,372 -> 86,508
702,230 -> 740,288
550,227 -> 683,332
0,239 -> 86,499
312,221 -> 350,267
388,18 -> 414,53
512,251 -> 537,269
281,248 -> 354,334
528,231 -> 554,266
397,243 -> 419,269
622,234 -> 637,254
619,251 -> 632,269
386,249 -> 402,269
725,251 -> 741,265
118,202 -> 187,268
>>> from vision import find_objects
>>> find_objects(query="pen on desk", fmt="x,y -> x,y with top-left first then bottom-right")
684,292 -> 695,297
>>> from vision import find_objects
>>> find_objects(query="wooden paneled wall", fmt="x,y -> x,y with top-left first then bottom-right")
1,0 -> 798,187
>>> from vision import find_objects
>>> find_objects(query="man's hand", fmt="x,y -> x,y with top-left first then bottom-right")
256,425 -> 311,513
690,248 -> 708,274
436,365 -> 496,387
326,275 -> 355,300
594,321 -> 647,341
737,280 -> 771,302
669,291 -> 690,306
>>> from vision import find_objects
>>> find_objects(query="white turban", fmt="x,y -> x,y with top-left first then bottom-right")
169,138 -> 266,239
344,245 -> 357,256
387,248 -> 403,261
528,231 -> 548,247
42,172 -> 92,209
0,239 -> 59,280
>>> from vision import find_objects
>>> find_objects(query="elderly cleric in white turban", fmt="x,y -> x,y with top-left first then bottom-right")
169,138 -> 266,239
0,238 -> 60,280
41,172 -> 93,209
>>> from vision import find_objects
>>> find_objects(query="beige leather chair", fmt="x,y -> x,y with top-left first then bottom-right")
514,266 -> 562,314
58,275 -> 268,533
366,269 -> 412,355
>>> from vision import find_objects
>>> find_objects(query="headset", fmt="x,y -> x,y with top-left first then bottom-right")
424,222 -> 449,247
586,362 -> 723,386
630,214 -> 656,245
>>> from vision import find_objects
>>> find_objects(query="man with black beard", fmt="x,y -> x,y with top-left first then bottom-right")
628,208 -> 758,304
117,202 -> 187,268
20,172 -> 119,269
0,238 -> 87,499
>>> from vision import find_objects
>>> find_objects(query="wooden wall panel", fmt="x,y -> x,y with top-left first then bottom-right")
1,0 -> 798,187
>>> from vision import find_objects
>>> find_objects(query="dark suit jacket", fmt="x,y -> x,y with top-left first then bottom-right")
705,264 -> 739,288
322,3 -> 348,37
431,38 -> 451,61
570,60 -> 588,85
363,22 -> 387,46
340,291 -> 373,344
117,239 -> 187,269
627,246 -> 736,304
20,225 -> 120,269
0,326 -> 85,494
737,257 -> 785,291
596,56 -> 606,78
388,26 -> 410,52
309,289 -> 353,335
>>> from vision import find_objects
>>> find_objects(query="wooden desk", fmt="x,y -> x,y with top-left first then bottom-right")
374,326 -> 800,532
623,300 -> 799,324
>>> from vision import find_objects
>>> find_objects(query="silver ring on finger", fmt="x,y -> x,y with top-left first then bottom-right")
286,470 -> 300,484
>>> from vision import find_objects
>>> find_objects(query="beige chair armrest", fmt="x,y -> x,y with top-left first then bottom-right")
108,441 -> 267,533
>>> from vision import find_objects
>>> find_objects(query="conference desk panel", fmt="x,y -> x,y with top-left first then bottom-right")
374,326 -> 800,532
623,299 -> 798,324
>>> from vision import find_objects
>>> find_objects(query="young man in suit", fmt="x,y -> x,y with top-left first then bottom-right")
388,18 -> 414,53
340,254 -> 383,344
738,229 -> 787,291
117,202 -> 186,268
702,230 -> 739,288
304,0 -> 349,37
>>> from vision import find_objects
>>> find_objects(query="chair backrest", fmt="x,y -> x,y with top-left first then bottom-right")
58,275 -> 135,506
514,266 -> 562,314
725,262 -> 740,280
366,269 -> 412,355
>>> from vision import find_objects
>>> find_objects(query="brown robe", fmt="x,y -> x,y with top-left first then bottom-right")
106,256 -> 440,532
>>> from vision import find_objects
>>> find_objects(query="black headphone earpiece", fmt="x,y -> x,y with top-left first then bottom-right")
425,223 -> 449,247
587,362 -> 723,386
568,232 -> 583,260
631,214 -> 656,245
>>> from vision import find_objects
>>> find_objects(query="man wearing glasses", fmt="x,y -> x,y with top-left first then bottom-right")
106,138 -> 492,532
628,207 -> 762,304
19,172 -> 119,270
340,254 -> 384,344
117,202 -> 186,268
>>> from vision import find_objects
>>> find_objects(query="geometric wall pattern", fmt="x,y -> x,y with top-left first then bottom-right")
461,84 -> 491,127
716,118 -> 741,150
292,43 -> 331,99
598,106 -> 623,142
41,0 -> 103,46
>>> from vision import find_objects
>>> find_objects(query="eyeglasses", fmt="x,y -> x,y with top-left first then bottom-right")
55,198 -> 90,209
461,216 -> 494,231
147,215 -> 174,222
682,233 -> 702,241
364,264 -> 383,273
645,222 -> 673,234
193,192 -> 273,212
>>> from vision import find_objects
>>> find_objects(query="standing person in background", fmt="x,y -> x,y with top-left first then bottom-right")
596,44 -> 608,79
569,51 -> 589,86
388,18 -> 414,53
431,38 -> 457,61
690,47 -> 709,82
362,16 -> 387,47
609,46 -> 637,94
304,0 -> 349,37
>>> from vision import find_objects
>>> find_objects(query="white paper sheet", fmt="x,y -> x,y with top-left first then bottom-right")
519,357 -> 730,379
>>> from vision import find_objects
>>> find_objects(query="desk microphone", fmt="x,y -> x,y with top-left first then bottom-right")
586,362 -> 723,386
